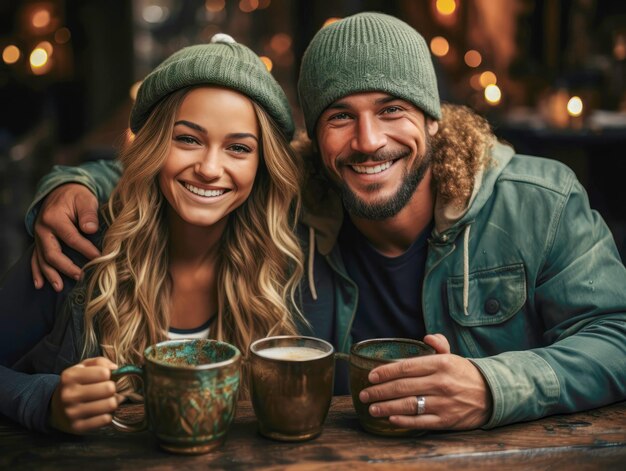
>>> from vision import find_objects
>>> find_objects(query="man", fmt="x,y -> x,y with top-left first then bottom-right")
21,13 -> 626,431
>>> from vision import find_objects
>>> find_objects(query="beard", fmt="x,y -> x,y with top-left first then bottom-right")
334,139 -> 432,221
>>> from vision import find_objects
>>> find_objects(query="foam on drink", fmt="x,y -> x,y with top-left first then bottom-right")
257,346 -> 327,361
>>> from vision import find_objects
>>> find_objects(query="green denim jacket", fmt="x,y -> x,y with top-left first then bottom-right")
26,142 -> 626,429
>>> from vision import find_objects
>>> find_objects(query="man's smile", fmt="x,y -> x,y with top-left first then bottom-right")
350,160 -> 395,175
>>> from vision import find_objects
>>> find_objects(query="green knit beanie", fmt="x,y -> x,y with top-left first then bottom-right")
130,34 -> 294,139
298,12 -> 441,138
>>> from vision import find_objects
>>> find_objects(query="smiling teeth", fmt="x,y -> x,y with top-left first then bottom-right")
351,161 -> 393,174
184,183 -> 226,197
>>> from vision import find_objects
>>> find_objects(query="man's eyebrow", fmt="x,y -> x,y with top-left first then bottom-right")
375,95 -> 404,105
326,101 -> 351,111
326,95 -> 406,111
174,120 -> 207,133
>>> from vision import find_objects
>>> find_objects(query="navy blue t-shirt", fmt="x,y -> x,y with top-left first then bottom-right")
338,217 -> 432,343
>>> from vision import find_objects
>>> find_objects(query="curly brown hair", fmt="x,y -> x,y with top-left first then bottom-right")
294,103 -> 496,210
430,103 -> 495,207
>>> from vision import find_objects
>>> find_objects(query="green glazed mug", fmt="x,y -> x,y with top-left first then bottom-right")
111,339 -> 241,454
337,338 -> 436,436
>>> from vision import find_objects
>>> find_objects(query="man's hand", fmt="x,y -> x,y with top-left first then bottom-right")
359,334 -> 493,430
49,357 -> 122,434
31,184 -> 101,291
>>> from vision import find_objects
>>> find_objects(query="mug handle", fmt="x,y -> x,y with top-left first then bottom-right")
110,365 -> 148,433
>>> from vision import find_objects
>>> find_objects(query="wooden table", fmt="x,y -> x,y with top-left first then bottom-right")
1,397 -> 625,470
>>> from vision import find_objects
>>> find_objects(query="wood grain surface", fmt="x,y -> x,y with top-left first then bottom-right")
1,396 -> 625,470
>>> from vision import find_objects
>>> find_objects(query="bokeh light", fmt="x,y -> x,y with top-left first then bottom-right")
32,8 -> 51,28
54,27 -> 71,44
129,81 -> 142,101
469,73 -> 483,91
142,5 -> 169,24
479,71 -> 497,88
430,36 -> 449,57
464,50 -> 482,68
2,45 -> 21,65
567,96 -> 583,116
323,17 -> 341,28
259,56 -> 273,72
205,0 -> 225,12
30,48 -> 48,67
37,41 -> 54,57
484,84 -> 501,105
270,33 -> 292,54
239,0 -> 259,13
436,0 -> 456,15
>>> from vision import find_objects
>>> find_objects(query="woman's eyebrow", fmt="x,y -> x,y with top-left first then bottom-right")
226,133 -> 258,142
174,120 -> 207,133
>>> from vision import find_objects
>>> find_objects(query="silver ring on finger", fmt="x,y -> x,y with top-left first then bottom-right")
416,396 -> 426,415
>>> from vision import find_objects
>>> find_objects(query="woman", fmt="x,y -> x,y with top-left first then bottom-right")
0,35 -> 304,434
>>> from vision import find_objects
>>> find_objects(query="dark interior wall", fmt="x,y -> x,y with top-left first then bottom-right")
0,0 -> 134,274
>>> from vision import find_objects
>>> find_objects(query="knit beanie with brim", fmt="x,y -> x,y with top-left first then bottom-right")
298,12 -> 441,138
130,34 -> 294,140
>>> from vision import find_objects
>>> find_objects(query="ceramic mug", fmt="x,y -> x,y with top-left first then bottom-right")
249,335 -> 335,441
111,339 -> 241,454
337,338 -> 436,436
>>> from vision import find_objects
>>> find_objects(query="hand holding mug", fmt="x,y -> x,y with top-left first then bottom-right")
49,357 -> 121,434
360,334 -> 493,431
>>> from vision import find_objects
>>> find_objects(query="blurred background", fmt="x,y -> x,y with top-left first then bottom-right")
1,0 -> 625,275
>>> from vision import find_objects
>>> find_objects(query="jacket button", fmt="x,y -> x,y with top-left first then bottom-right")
484,298 -> 500,315
75,292 -> 85,305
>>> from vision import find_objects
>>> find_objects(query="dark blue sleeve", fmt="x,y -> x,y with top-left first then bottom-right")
0,246 -> 70,367
0,365 -> 60,432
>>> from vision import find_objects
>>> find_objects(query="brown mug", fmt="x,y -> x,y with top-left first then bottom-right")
337,338 -> 436,436
111,339 -> 241,454
249,335 -> 335,441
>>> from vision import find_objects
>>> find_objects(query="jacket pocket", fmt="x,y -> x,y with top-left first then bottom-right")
447,263 -> 526,326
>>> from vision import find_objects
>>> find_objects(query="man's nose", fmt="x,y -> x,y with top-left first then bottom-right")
194,149 -> 224,180
351,115 -> 387,155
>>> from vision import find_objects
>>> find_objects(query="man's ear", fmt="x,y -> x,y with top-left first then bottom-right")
427,119 -> 439,137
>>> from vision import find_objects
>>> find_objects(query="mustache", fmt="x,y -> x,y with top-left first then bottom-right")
337,147 -> 412,166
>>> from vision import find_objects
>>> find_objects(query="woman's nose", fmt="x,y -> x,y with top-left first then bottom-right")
194,150 -> 224,180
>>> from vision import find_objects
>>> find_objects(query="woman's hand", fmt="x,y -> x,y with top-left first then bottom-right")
49,357 -> 121,434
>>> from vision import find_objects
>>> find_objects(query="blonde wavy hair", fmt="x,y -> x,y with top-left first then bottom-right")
82,87 -> 304,394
